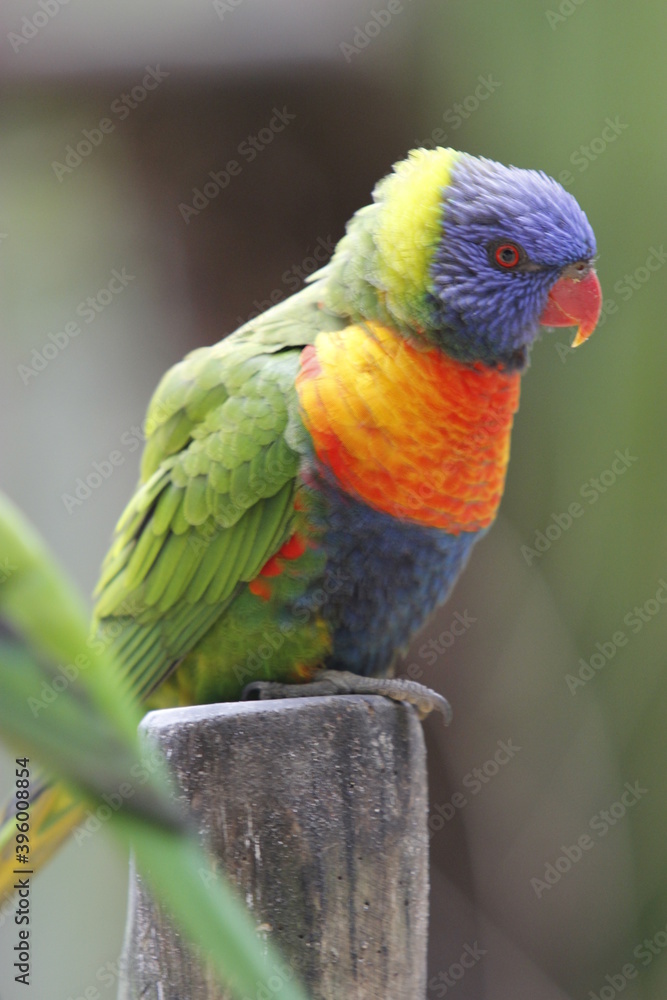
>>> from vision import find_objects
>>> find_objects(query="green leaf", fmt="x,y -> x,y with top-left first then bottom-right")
0,490 -> 309,1000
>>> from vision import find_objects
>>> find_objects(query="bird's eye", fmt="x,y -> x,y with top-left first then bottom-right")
494,243 -> 521,268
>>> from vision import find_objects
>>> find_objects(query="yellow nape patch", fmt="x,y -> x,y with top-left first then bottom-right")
374,147 -> 459,324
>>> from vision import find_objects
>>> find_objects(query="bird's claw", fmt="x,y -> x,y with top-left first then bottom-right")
242,669 -> 452,725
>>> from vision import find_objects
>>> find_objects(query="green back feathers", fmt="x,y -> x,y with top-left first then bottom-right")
324,147 -> 460,333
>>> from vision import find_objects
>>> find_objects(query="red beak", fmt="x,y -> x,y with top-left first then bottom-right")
539,268 -> 602,347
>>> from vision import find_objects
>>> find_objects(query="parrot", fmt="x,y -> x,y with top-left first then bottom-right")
0,146 -> 602,898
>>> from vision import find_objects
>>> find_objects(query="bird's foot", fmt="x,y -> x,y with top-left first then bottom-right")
242,669 -> 452,724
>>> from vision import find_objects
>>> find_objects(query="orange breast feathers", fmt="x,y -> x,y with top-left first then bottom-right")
296,322 -> 521,533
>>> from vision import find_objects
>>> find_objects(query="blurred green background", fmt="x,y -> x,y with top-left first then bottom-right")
1,1 -> 665,997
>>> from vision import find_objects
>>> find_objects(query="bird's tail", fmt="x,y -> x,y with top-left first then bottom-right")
0,776 -> 86,905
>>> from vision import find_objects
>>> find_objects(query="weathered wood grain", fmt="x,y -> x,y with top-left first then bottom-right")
119,695 -> 429,1000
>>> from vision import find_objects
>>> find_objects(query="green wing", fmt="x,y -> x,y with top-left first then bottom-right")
93,281 -> 340,703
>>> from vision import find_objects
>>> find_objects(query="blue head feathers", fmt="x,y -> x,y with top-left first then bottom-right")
432,153 -> 598,367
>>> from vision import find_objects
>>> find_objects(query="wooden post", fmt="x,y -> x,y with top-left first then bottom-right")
118,695 -> 429,1000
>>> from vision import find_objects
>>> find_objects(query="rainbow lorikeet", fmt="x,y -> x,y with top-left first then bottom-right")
0,146 -> 601,893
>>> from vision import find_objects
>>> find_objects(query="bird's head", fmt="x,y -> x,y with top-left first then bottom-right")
366,148 -> 602,369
